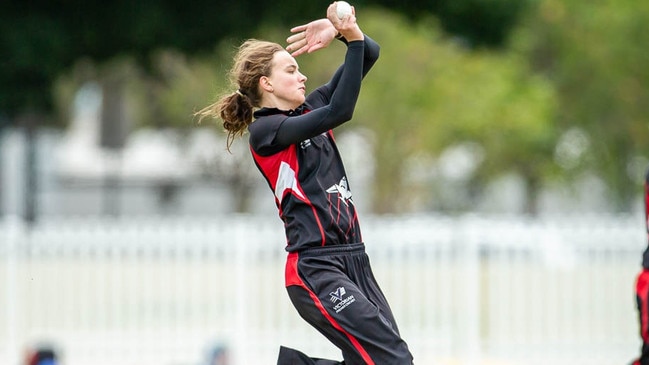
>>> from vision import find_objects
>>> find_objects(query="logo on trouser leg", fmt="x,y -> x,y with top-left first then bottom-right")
330,287 -> 356,313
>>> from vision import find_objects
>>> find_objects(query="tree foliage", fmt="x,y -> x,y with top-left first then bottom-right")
1,0 -> 260,119
515,0 -> 649,210
0,0 -> 527,120
350,10 -> 558,213
4,0 -> 647,214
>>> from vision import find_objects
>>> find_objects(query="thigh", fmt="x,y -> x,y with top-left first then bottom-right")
287,253 -> 413,365
348,252 -> 401,335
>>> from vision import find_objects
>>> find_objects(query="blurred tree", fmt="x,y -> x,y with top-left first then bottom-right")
0,0 -> 260,121
356,0 -> 532,47
1,0 -> 529,122
353,10 -> 558,214
515,0 -> 649,211
0,0 -> 546,215
425,0 -> 532,47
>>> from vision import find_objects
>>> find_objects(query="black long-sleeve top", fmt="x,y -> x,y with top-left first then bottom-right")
248,36 -> 380,252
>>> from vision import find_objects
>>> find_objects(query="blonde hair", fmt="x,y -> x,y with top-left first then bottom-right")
195,39 -> 285,151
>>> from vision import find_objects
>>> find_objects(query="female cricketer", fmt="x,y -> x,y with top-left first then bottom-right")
633,168 -> 649,365
196,2 -> 414,364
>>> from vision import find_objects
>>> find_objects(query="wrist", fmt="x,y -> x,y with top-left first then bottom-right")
337,26 -> 364,42
341,33 -> 364,42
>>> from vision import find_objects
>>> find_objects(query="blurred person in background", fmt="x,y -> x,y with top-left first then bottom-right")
24,345 -> 58,365
633,168 -> 649,365
196,2 -> 414,364
205,343 -> 229,365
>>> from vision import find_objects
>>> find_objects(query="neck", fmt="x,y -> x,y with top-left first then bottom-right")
260,95 -> 300,111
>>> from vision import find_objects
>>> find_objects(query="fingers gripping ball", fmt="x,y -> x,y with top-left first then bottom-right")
336,1 -> 352,19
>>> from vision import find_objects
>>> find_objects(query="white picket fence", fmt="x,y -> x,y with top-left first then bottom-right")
0,214 -> 645,365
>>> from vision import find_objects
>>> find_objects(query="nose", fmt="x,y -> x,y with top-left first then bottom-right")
299,71 -> 307,82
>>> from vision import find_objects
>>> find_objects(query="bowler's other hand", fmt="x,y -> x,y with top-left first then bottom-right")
286,19 -> 338,57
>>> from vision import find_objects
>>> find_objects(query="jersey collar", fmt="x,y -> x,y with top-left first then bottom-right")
254,104 -> 309,118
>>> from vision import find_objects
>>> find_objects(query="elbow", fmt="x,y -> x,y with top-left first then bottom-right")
329,104 -> 355,123
341,109 -> 354,122
366,37 -> 380,61
338,106 -> 355,122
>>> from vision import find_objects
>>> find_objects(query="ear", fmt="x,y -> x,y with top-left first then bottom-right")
259,76 -> 273,93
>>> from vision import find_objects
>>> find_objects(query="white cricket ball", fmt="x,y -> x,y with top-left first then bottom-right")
336,1 -> 352,19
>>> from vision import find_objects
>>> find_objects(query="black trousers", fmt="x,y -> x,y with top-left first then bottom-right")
280,243 -> 413,365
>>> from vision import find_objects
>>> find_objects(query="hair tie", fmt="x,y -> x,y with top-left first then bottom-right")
235,89 -> 245,97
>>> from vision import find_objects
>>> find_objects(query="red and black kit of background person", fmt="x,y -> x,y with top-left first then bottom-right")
633,168 -> 649,365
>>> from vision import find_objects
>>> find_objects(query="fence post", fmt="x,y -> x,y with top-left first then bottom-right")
233,218 -> 248,364
458,216 -> 482,365
4,215 -> 24,365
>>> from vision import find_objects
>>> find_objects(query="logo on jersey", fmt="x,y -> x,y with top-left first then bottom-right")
326,177 -> 353,206
300,139 -> 312,149
330,287 -> 346,303
330,286 -> 356,313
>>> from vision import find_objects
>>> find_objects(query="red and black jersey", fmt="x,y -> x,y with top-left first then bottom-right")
248,38 -> 380,252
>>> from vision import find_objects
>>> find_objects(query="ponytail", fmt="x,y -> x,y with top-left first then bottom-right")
195,90 -> 254,152
195,39 -> 284,152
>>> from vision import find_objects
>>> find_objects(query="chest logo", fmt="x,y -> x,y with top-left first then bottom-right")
300,139 -> 312,149
326,177 -> 353,206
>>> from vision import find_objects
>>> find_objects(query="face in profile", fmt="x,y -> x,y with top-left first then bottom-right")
263,50 -> 308,110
